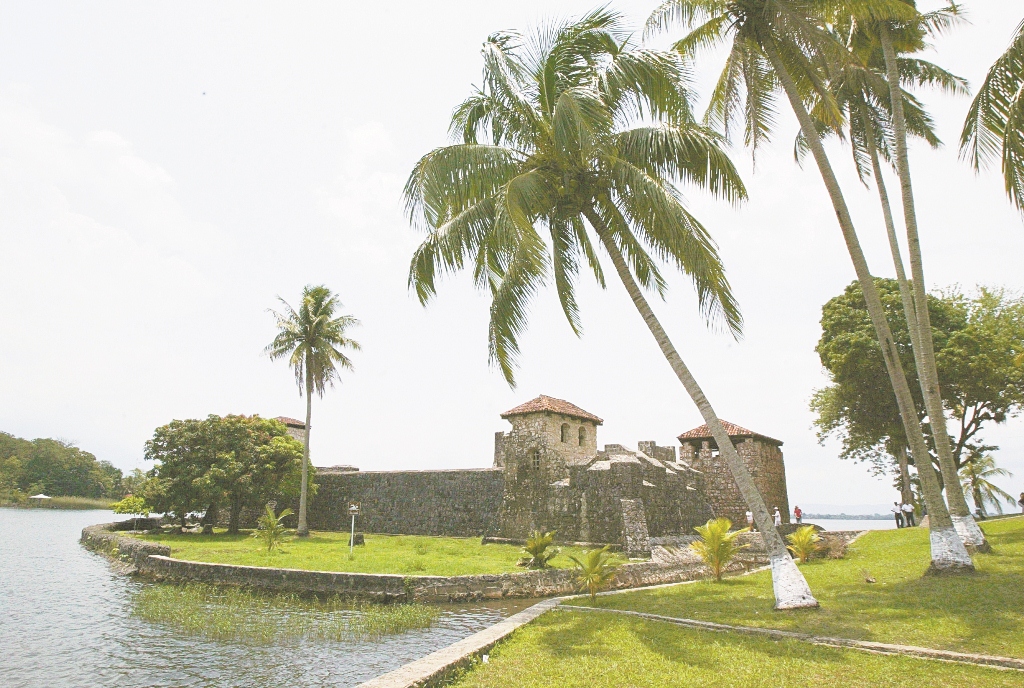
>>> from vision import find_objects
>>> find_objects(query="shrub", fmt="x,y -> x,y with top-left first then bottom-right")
690,517 -> 749,581
569,545 -> 619,601
112,495 -> 151,530
520,530 -> 560,569
786,525 -> 823,563
252,504 -> 293,552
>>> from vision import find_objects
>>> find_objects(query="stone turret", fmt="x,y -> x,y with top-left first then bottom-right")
274,416 -> 308,446
492,395 -> 602,471
678,420 -> 789,525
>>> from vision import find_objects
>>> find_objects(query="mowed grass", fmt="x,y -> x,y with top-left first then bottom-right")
137,530 -> 597,576
568,515 -> 1024,658
451,611 -> 1020,688
133,582 -> 439,644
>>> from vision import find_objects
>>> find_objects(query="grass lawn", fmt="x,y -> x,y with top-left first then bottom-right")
567,515 -> 1024,658
136,530 -> 598,577
451,610 -> 1019,688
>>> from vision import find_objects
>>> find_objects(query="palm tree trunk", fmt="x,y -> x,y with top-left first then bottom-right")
894,441 -> 914,506
297,363 -> 313,537
583,206 -> 818,609
761,38 -> 972,572
879,25 -> 988,551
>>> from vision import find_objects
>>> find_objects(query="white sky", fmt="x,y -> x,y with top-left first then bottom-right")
0,1 -> 1021,510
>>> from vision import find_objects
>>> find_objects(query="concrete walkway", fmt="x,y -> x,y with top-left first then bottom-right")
562,605 -> 1024,672
355,598 -> 561,688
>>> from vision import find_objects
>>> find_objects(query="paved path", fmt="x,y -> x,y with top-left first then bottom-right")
355,598 -> 561,688
562,605 -> 1024,672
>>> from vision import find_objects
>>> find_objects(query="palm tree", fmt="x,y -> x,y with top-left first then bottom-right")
647,0 -> 973,572
962,17 -> 1024,213
960,451 -> 1014,517
266,285 -> 360,537
404,9 -> 819,609
869,2 -> 989,551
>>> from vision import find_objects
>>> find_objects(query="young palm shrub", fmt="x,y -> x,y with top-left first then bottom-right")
690,518 -> 749,581
520,530 -> 560,569
786,526 -> 823,564
569,546 -> 619,601
252,505 -> 293,552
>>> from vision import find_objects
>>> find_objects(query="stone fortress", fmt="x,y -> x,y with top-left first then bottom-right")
302,395 -> 791,557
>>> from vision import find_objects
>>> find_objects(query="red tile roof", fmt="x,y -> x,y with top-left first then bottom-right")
501,395 -> 603,425
274,416 -> 306,428
678,420 -> 781,446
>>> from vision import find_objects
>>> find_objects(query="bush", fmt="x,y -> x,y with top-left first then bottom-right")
252,505 -> 293,552
690,518 -> 749,581
519,530 -> 560,569
786,525 -> 823,563
569,546 -> 619,601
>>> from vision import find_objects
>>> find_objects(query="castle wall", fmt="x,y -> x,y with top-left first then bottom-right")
683,438 -> 790,526
305,468 -> 504,536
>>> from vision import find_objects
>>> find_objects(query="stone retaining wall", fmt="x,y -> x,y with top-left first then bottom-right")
81,522 -> 768,602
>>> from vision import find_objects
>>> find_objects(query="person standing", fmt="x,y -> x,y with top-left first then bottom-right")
901,502 -> 916,527
773,507 -> 782,528
746,510 -> 755,531
1018,492 -> 1024,514
794,505 -> 803,524
891,502 -> 904,528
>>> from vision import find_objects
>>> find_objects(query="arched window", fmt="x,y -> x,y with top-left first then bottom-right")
578,426 -> 586,446
532,450 -> 541,470
560,423 -> 570,443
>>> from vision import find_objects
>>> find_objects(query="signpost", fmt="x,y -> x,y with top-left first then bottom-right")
348,502 -> 360,555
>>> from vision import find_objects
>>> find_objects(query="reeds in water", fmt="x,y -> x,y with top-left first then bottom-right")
132,583 -> 440,644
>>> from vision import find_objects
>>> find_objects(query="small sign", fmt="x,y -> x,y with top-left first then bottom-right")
348,502 -> 360,515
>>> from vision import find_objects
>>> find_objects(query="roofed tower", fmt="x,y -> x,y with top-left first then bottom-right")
493,395 -> 601,469
677,419 -> 790,526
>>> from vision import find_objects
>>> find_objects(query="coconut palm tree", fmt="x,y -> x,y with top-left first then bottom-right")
960,451 -> 1014,517
266,285 -> 360,536
647,0 -> 973,571
868,2 -> 989,550
404,9 -> 819,608
962,17 -> 1024,213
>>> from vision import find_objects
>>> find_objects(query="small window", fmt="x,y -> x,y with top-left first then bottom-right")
531,450 -> 541,470
560,423 -> 570,443
578,426 -> 586,446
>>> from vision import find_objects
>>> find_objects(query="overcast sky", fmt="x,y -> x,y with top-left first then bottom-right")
1,1 -> 1021,510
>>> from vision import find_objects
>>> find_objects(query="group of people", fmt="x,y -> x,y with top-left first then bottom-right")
891,501 -> 916,528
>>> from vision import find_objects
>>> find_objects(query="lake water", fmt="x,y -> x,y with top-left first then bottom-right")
0,508 -> 529,688
811,518 -> 898,531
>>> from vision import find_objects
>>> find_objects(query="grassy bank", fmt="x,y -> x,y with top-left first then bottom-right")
0,495 -> 114,509
450,610 -> 1019,688
133,582 -> 439,644
569,516 -> 1024,658
136,530 -> 597,576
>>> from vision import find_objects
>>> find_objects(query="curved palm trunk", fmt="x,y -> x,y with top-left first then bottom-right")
583,207 -> 818,609
297,364 -> 312,537
879,25 -> 988,552
761,39 -> 972,572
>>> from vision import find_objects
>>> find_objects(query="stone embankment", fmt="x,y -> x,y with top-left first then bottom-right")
80,522 -> 772,602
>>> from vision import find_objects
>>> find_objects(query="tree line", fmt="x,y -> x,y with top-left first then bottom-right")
0,432 -> 123,501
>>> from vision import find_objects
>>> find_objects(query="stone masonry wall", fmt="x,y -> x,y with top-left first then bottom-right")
683,437 -> 790,526
305,468 -> 505,536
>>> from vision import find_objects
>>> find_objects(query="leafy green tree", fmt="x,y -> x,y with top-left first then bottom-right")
813,281 -> 1024,497
648,0 -> 973,571
959,451 -> 1015,517
689,517 -> 749,581
0,432 -> 121,498
569,546 -> 620,601
145,418 -> 221,530
112,495 -> 151,531
404,8 -> 817,609
266,285 -> 360,537
962,17 -> 1024,212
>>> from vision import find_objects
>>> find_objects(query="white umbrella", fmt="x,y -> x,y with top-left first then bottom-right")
29,494 -> 51,499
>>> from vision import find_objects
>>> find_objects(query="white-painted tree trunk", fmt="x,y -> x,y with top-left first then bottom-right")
585,207 -> 818,609
761,39 -> 972,572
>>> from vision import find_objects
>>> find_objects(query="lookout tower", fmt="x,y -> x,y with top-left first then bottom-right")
678,421 -> 789,525
493,395 -> 602,472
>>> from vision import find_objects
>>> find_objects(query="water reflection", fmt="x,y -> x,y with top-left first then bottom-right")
0,508 -> 527,688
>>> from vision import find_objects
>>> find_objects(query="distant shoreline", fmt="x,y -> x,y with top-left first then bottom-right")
805,514 -> 892,520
